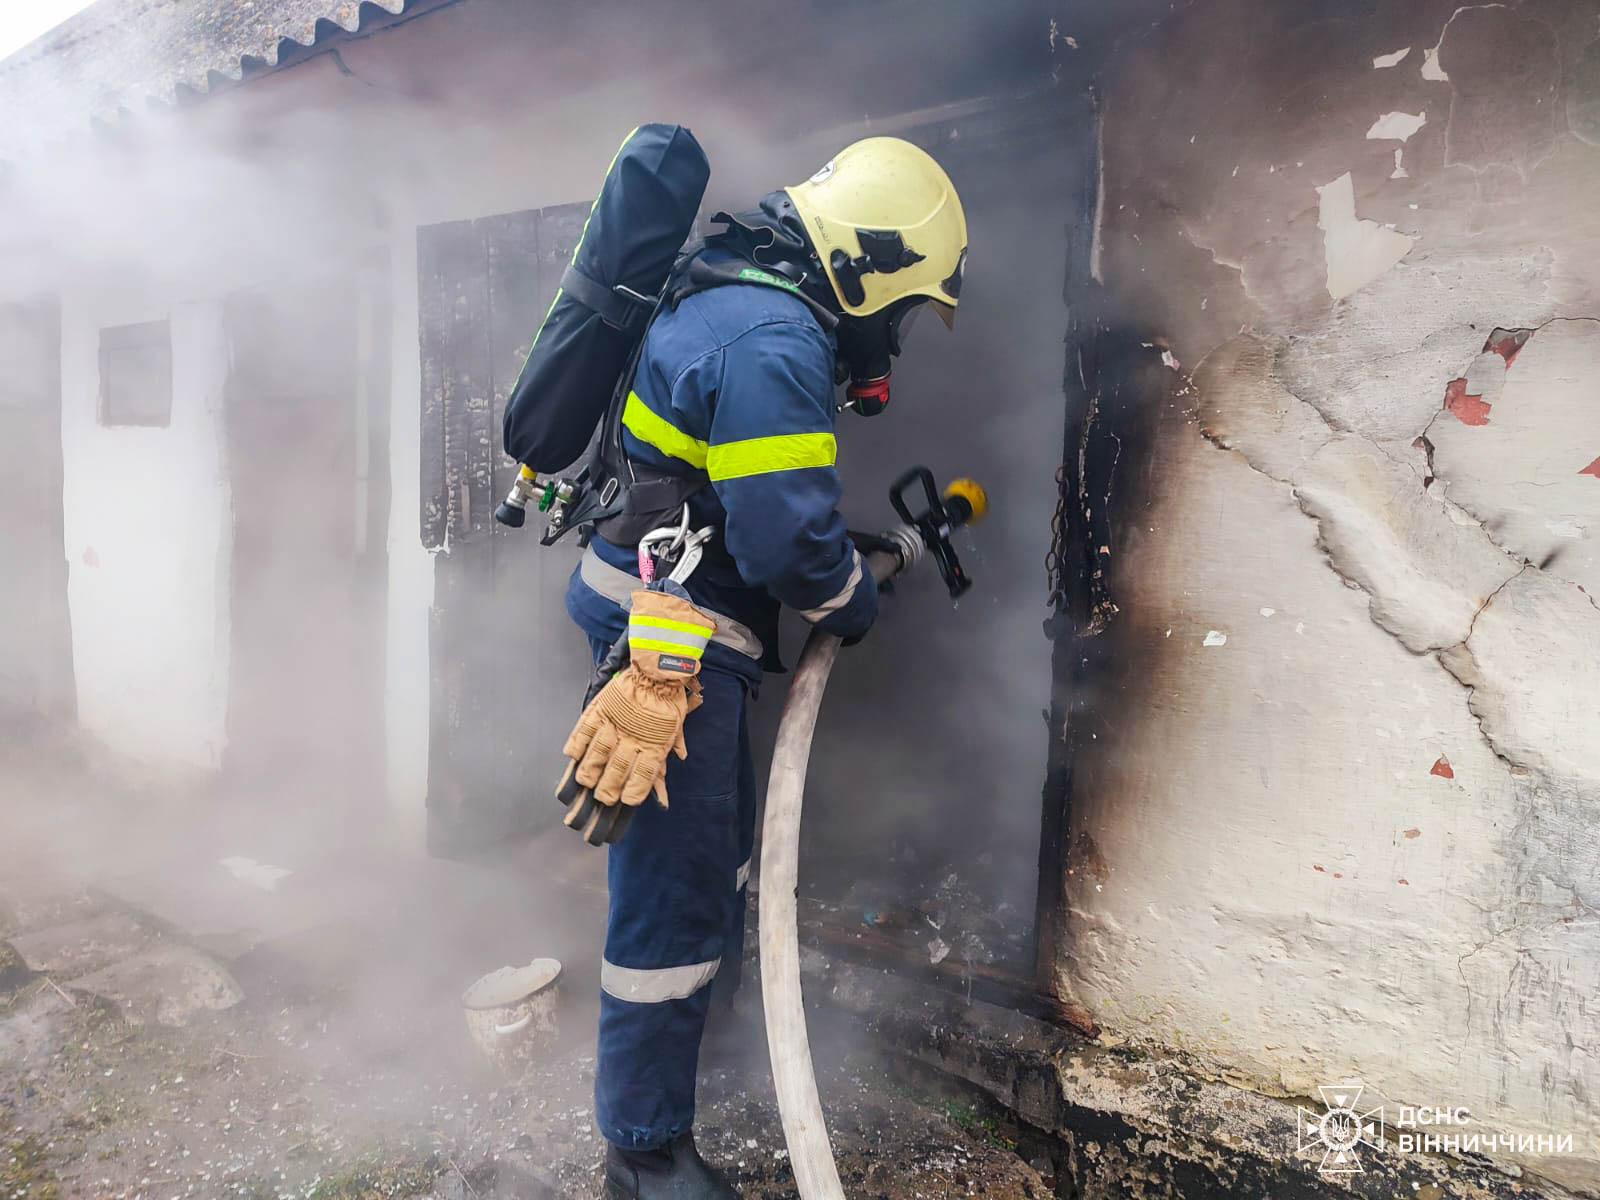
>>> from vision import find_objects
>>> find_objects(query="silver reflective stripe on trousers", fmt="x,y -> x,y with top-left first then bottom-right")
798,550 -> 864,623
735,857 -> 752,890
601,957 -> 721,1003
580,548 -> 764,661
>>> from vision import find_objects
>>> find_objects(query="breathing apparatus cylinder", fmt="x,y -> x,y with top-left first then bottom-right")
498,123 -> 709,476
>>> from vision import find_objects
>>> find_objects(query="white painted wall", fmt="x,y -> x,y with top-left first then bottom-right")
1063,4 -> 1600,1189
383,215 -> 434,836
58,289 -> 231,771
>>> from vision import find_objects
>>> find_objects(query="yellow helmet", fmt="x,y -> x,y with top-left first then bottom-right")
785,137 -> 967,328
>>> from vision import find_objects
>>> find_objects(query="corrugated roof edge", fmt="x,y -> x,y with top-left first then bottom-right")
0,0 -> 435,151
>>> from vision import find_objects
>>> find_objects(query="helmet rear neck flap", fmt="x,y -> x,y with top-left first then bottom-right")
706,192 -> 836,310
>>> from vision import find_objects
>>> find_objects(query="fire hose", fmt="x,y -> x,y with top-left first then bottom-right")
760,468 -> 986,1200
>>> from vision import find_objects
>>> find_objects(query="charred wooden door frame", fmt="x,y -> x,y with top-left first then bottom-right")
1036,91 -> 1100,998
418,201 -> 594,857
1033,88 -> 1106,997
1032,90 -> 1171,1000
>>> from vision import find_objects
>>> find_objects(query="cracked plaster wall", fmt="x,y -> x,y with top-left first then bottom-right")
1061,0 -> 1600,1189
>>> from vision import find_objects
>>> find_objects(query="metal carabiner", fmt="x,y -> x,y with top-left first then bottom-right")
636,506 -> 695,584
666,525 -> 716,585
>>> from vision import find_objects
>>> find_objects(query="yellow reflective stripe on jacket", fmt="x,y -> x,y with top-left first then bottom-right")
706,431 -> 837,482
621,391 -> 708,470
620,392 -> 839,481
631,613 -> 715,638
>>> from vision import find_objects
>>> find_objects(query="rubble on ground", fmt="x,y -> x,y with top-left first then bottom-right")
0,882 -> 1049,1199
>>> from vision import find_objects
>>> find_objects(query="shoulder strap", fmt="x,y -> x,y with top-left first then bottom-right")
559,264 -> 653,334
556,286 -> 692,541
561,252 -> 838,545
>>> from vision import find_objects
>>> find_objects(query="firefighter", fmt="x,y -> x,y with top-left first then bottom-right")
556,137 -> 968,1199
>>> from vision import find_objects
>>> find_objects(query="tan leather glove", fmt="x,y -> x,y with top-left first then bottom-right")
556,589 -> 716,845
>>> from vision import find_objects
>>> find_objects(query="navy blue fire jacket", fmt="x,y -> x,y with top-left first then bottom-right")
572,253 -> 877,677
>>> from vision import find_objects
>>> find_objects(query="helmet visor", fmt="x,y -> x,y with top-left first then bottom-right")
888,298 -> 928,356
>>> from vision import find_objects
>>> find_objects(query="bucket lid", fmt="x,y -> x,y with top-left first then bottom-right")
462,958 -> 563,1010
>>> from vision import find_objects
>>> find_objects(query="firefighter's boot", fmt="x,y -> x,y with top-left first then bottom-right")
603,1132 -> 739,1199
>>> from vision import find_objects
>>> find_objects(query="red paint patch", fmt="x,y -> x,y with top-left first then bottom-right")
1483,329 -> 1531,366
1403,828 -> 1422,839
1442,378 -> 1491,426
1430,756 -> 1455,779
1580,456 -> 1600,479
1313,865 -> 1326,873
1333,873 -> 1344,879
1398,878 -> 1410,886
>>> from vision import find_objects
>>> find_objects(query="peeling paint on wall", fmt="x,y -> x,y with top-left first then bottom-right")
1429,320 -> 1600,600
1314,172 -> 1415,300
1422,43 -> 1450,81
1366,110 -> 1427,141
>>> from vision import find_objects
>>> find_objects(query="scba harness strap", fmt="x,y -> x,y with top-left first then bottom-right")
559,255 -> 836,550
558,263 -> 653,335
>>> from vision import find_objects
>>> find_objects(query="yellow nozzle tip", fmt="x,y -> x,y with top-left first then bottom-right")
519,464 -> 537,480
944,477 -> 987,523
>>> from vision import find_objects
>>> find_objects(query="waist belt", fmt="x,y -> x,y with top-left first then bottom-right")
579,547 -> 764,662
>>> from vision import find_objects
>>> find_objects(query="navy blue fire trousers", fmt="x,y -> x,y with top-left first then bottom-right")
581,632 -> 758,1149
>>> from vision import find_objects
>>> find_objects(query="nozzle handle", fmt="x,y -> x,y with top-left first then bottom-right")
884,467 -> 985,598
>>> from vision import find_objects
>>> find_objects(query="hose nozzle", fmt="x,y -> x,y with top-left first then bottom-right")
942,477 -> 987,527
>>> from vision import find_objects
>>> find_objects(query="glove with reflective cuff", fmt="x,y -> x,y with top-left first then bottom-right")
556,589 -> 715,845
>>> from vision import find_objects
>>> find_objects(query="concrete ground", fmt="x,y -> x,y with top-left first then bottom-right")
0,737 -> 1052,1199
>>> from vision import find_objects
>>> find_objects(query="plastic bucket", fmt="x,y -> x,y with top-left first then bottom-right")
462,958 -> 562,1072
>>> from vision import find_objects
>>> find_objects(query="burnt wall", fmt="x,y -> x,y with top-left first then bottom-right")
1053,0 -> 1600,1191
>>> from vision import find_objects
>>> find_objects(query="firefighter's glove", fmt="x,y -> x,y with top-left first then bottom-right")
556,589 -> 715,846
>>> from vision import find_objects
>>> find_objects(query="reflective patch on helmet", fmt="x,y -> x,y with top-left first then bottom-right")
808,159 -> 835,184
737,266 -> 799,293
